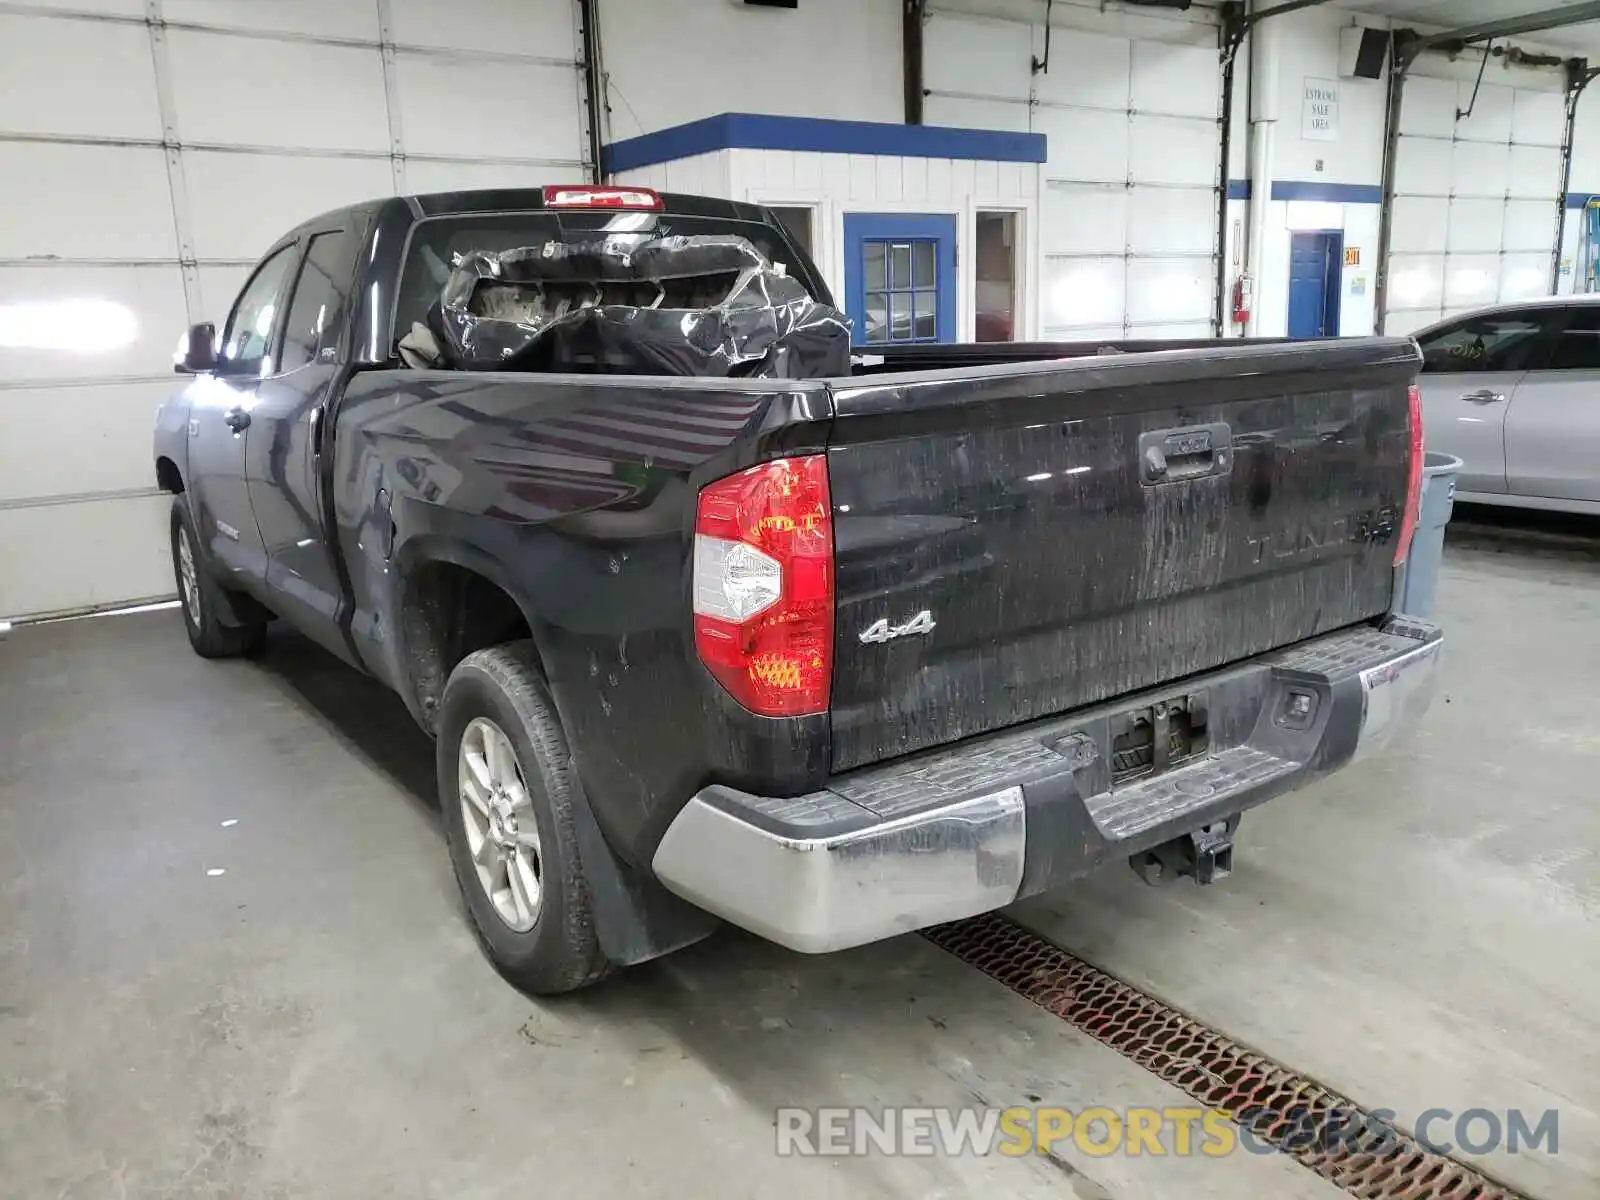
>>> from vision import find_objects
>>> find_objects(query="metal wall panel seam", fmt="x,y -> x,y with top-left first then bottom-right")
577,0 -> 603,179
0,258 -> 260,268
0,2 -> 581,68
0,132 -> 584,168
0,486 -> 164,512
375,0 -> 406,193
144,0 -> 203,321
1043,179 -> 1217,191
930,89 -> 1217,123
1043,251 -> 1215,260
0,374 -> 177,391
923,1 -> 1215,31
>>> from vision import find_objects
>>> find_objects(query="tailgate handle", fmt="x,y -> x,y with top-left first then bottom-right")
1139,423 -> 1232,485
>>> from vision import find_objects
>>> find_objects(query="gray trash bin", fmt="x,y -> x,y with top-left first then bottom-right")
1398,451 -> 1461,618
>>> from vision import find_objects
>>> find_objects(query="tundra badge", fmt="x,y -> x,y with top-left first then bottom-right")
859,610 -> 936,644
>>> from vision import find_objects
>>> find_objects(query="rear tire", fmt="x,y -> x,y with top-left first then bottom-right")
437,641 -> 612,995
170,498 -> 267,659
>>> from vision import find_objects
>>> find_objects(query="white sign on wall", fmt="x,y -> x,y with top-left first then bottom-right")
1302,79 -> 1339,141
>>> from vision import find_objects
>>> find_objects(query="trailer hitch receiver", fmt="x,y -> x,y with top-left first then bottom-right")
1129,820 -> 1235,886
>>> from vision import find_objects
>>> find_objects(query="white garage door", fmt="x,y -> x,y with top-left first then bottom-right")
924,10 -> 1221,340
1384,67 -> 1566,335
0,0 -> 587,620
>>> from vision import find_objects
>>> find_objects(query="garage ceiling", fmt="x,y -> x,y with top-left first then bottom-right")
1344,1 -> 1600,56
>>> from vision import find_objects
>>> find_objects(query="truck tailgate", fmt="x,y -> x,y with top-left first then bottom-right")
826,338 -> 1420,772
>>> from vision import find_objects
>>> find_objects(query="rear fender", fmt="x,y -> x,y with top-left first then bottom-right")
391,528 -> 714,966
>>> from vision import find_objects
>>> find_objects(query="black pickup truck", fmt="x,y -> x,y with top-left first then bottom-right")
154,185 -> 1440,994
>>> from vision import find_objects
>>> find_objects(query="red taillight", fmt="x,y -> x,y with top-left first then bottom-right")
692,456 -> 833,717
1396,383 -> 1425,565
542,185 -> 663,210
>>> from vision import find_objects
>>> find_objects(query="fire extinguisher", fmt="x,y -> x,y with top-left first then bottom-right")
1231,274 -> 1253,327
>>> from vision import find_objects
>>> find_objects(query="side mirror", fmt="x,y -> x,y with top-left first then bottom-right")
174,322 -> 217,374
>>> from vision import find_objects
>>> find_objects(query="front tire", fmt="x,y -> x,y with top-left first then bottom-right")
437,642 -> 611,995
170,498 -> 267,659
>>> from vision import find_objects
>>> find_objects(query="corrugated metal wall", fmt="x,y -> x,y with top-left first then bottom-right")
0,0 -> 587,619
921,6 -> 1221,340
1384,61 -> 1566,334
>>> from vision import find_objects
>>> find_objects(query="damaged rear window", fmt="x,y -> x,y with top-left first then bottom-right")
394,211 -> 818,342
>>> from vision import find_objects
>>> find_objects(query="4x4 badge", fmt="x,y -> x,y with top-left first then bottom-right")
859,610 -> 936,644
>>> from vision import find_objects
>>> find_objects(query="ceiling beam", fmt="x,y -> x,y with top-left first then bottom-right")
1410,2 -> 1600,53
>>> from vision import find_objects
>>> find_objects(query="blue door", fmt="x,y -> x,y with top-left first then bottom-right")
843,213 -> 958,345
1287,231 -> 1343,338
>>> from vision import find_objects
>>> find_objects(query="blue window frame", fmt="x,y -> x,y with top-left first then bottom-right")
843,213 -> 957,344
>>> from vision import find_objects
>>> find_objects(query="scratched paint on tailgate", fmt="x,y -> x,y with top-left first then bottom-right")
825,342 -> 1416,772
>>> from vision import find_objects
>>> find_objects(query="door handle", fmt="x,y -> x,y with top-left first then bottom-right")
1138,423 -> 1233,485
224,406 -> 251,433
1459,389 -> 1505,405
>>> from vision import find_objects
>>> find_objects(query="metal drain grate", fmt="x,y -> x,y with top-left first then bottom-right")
924,913 -> 1528,1200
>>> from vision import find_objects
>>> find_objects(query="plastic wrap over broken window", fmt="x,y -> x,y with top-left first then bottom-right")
399,235 -> 851,379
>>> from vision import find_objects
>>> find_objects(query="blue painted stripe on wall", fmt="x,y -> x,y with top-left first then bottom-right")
1270,180 -> 1383,203
1157,180 -> 1383,203
603,112 -> 1048,174
1267,180 -> 1382,203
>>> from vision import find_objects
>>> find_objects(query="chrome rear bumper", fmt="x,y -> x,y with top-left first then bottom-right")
653,617 -> 1441,954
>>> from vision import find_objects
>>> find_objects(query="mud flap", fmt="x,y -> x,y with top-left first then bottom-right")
567,775 -> 721,966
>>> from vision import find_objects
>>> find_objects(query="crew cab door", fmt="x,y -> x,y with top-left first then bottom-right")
247,225 -> 360,664
190,243 -> 299,582
1413,306 -> 1558,495
1505,303 -> 1600,503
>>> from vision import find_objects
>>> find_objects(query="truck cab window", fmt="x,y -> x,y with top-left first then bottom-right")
393,212 -> 823,345
220,245 -> 296,376
1416,311 -> 1550,374
279,232 -> 350,373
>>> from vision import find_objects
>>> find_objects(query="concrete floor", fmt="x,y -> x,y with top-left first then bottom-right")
1,528 -> 1596,1199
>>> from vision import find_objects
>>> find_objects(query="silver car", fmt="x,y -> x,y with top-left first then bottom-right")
1414,295 -> 1600,514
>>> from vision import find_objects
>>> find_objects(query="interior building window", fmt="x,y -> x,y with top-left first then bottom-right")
862,238 -> 939,343
975,211 -> 1018,342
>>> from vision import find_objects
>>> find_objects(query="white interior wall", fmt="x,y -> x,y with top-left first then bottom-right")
1244,6 -> 1389,338
922,3 -> 1222,340
1222,33 -> 1250,333
1270,5 -> 1388,186
1559,88 -> 1600,294
597,0 -> 902,141
610,152 -> 733,200
1385,50 -> 1566,335
0,0 -> 585,619
1235,7 -> 1576,339
726,148 -> 1041,340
